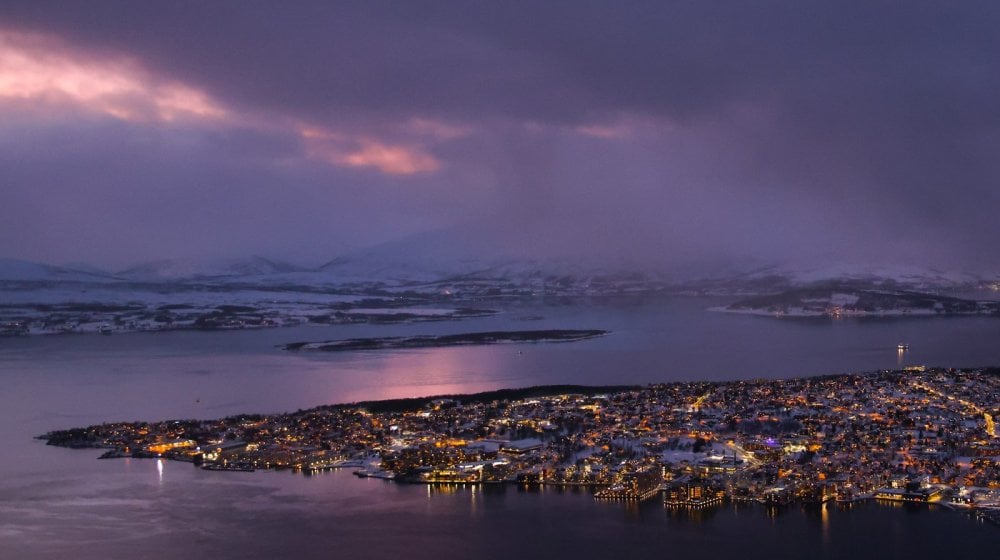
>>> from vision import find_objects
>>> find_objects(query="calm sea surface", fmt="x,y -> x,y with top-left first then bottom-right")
1,296 -> 998,559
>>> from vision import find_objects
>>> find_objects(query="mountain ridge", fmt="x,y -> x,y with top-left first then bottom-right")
3,241 -> 998,295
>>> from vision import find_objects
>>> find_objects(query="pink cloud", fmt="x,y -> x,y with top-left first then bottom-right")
0,28 -> 225,122
1,27 -> 445,177
299,126 -> 440,175
336,140 -> 440,175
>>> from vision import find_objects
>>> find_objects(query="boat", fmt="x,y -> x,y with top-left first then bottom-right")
897,343 -> 909,351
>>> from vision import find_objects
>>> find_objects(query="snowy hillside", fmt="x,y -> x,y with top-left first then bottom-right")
3,229 -> 998,296
300,227 -> 675,291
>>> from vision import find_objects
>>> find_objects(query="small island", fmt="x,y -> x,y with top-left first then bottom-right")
281,329 -> 608,352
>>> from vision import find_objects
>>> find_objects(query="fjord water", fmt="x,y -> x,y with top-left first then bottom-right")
2,296 -> 999,558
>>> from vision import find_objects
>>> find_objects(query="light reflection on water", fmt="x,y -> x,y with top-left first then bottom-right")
4,297 -> 1000,430
2,297 -> 1000,558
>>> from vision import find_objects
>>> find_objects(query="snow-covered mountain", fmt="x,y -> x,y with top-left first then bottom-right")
302,228 -> 672,292
3,232 -> 997,295
297,229 -> 999,292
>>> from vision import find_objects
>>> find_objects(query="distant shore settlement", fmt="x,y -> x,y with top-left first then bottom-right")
42,367 -> 1000,516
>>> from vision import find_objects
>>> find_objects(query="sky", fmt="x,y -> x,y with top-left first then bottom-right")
1,1 -> 998,272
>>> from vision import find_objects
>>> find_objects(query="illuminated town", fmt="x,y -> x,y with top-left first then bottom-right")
42,367 -> 1000,517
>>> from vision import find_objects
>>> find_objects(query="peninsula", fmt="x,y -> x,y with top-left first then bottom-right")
40,367 -> 1000,512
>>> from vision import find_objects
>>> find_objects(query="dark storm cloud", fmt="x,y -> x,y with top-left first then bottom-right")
5,2 -> 995,123
0,118 -> 473,267
1,1 -> 999,269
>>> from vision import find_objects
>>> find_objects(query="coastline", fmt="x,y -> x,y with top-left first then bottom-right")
38,367 -> 1000,514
